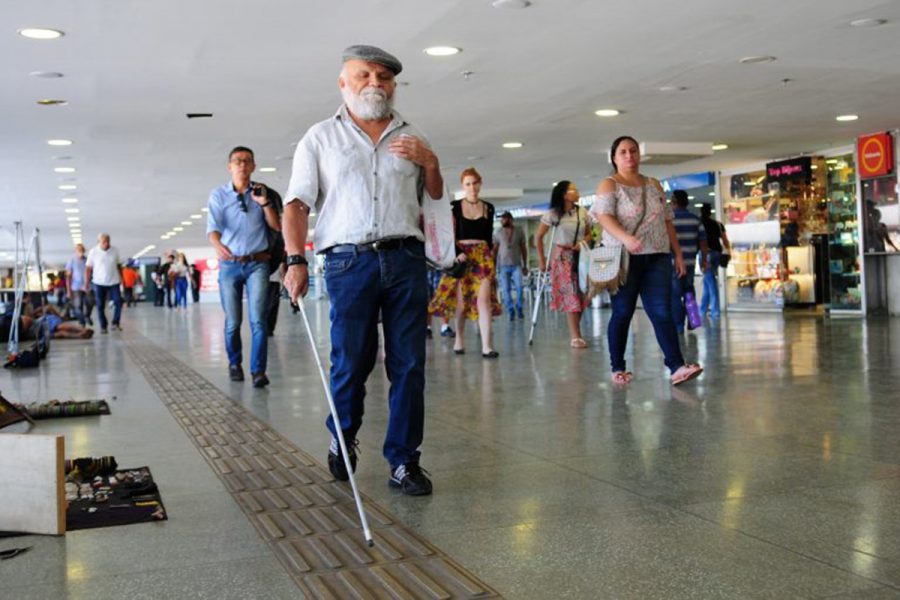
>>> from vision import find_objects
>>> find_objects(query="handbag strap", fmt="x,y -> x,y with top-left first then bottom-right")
629,179 -> 648,237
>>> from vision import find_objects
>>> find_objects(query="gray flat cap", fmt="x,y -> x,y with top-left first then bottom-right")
342,45 -> 402,75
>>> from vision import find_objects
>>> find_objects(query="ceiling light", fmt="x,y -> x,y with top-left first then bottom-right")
47,139 -> 72,146
173,227 -> 184,232
258,167 -> 276,173
594,109 -> 621,117
502,142 -> 523,149
54,167 -> 75,173
694,204 -> 704,208
850,18 -> 887,28
190,214 -> 202,219
36,99 -> 68,106
201,208 -> 209,213
492,0 -> 531,8
739,56 -> 776,64
166,230 -> 176,236
836,114 -> 858,122
826,158 -> 839,164
659,86 -> 688,92
64,208 -> 79,214
67,217 -> 80,222
29,71 -> 64,78
712,143 -> 729,151
180,221 -> 192,226
18,28 -> 64,40
708,192 -> 716,197
61,198 -> 78,203
58,184 -> 77,190
424,46 -> 461,57
160,235 -> 170,240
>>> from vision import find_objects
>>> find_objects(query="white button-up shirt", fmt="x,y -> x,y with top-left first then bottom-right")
285,105 -> 430,252
85,245 -> 121,286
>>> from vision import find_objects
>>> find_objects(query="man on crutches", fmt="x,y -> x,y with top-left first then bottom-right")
282,45 -> 443,497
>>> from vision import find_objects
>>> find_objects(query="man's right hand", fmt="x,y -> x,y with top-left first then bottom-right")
216,244 -> 234,261
284,265 -> 309,302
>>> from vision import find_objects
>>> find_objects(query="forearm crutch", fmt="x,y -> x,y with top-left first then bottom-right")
528,224 -> 557,346
292,299 -> 374,547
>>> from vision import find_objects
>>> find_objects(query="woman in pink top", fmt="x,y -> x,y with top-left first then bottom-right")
591,136 -> 702,386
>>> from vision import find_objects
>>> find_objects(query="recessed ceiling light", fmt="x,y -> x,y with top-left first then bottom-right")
180,221 -> 192,226
492,0 -> 531,8
694,203 -> 704,208
502,142 -> 523,149
201,208 -> 209,213
160,235 -> 170,240
166,230 -> 176,236
712,143 -> 729,151
659,86 -> 688,92
173,227 -> 184,232
36,99 -> 68,106
708,192 -> 716,197
47,139 -> 72,146
54,167 -> 75,173
190,214 -> 203,219
850,18 -> 887,27
424,46 -> 461,57
67,216 -> 80,222
64,208 -> 79,214
687,196 -> 695,200
739,56 -> 776,64
18,28 -> 64,40
594,109 -> 621,117
62,198 -> 78,203
58,184 -> 77,190
29,71 -> 64,78
836,114 -> 858,122
826,158 -> 839,164
258,167 -> 276,173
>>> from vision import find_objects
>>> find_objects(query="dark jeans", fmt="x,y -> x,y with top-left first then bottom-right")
607,253 -> 685,374
670,263 -> 697,332
218,260 -> 270,374
324,239 -> 427,469
174,278 -> 188,307
265,280 -> 282,336
701,250 -> 721,318
93,284 -> 122,330
123,286 -> 135,307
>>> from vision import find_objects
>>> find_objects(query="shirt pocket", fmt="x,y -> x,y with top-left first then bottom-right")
391,154 -> 418,178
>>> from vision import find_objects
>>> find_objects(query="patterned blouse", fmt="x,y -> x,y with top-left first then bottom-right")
540,206 -> 592,247
591,178 -> 674,255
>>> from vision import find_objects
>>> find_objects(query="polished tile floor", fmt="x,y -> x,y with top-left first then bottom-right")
2,300 -> 900,599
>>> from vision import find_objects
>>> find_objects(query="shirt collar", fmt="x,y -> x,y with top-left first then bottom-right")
334,104 -> 408,130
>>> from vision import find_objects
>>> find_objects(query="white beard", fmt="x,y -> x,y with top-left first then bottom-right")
342,86 -> 393,121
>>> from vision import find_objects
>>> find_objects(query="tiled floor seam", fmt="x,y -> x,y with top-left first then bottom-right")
124,333 -> 502,599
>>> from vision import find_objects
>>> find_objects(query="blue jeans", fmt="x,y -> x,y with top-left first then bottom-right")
608,253 -> 685,374
175,278 -> 188,308
498,265 -> 524,314
324,239 -> 427,469
92,284 -> 122,330
670,263 -> 697,332
218,260 -> 270,374
701,251 -> 721,318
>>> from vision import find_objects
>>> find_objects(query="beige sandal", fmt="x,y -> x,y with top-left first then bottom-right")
570,338 -> 588,349
611,371 -> 633,385
671,364 -> 703,386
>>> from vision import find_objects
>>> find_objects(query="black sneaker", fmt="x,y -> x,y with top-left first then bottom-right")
328,439 -> 359,481
229,364 -> 244,382
440,327 -> 455,338
389,462 -> 432,496
251,372 -> 269,388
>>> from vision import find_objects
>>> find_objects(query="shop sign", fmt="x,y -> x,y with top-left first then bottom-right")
766,157 -> 811,183
857,132 -> 894,179
660,172 -> 715,193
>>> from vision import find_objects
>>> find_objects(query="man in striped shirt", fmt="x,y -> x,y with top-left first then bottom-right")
670,190 -> 708,332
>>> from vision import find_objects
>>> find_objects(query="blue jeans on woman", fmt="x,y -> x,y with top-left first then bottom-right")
701,250 -> 721,319
174,277 -> 188,308
498,265 -> 524,316
218,260 -> 270,375
92,284 -> 122,330
607,253 -> 685,374
324,239 -> 427,470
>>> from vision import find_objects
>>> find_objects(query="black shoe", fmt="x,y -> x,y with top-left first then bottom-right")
426,327 -> 433,339
440,327 -> 455,338
251,372 -> 269,388
509,312 -> 515,322
229,365 -> 244,382
328,439 -> 359,482
389,462 -> 432,496
516,308 -> 524,320
453,348 -> 465,355
482,350 -> 499,359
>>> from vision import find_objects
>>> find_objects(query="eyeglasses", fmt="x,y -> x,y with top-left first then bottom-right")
230,158 -> 254,165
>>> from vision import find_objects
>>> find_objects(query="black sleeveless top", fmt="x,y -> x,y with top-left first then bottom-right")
452,200 -> 495,245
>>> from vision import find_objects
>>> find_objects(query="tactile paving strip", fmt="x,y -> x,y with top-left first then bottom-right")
126,336 -> 500,599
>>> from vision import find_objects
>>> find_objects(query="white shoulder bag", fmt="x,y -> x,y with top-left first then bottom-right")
587,180 -> 647,296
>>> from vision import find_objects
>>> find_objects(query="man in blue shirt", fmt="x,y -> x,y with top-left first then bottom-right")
65,243 -> 90,326
670,190 -> 708,332
207,146 -> 281,387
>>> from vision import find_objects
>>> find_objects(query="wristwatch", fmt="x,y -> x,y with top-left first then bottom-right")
285,254 -> 308,267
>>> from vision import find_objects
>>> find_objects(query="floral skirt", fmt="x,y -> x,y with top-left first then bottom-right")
428,241 -> 503,321
550,245 -> 587,313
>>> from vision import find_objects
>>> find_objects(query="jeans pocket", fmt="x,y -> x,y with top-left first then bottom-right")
401,242 -> 425,261
324,254 -> 356,275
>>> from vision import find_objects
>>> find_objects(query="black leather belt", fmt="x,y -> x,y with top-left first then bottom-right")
326,237 -> 415,254
230,252 -> 271,264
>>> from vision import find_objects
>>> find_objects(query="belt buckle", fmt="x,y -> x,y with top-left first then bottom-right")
372,240 -> 386,251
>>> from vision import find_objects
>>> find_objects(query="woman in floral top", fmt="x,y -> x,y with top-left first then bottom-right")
591,136 -> 703,386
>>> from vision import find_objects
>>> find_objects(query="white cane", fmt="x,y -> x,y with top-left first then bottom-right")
528,224 -> 557,345
292,298 -> 374,547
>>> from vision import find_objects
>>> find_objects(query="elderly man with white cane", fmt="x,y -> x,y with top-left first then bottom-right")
282,45 -> 444,499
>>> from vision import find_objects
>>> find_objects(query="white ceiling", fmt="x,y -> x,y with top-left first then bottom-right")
3,0 -> 900,266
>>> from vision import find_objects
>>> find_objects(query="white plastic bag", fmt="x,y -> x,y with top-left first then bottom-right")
421,186 -> 455,269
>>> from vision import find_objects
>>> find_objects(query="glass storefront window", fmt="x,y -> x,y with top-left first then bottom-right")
825,154 -> 862,310
862,175 -> 900,253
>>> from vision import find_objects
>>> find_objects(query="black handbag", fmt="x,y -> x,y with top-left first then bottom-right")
719,253 -> 731,269
443,259 -> 468,279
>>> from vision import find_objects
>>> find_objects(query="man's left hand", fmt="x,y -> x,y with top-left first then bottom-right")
250,184 -> 267,205
388,135 -> 437,169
